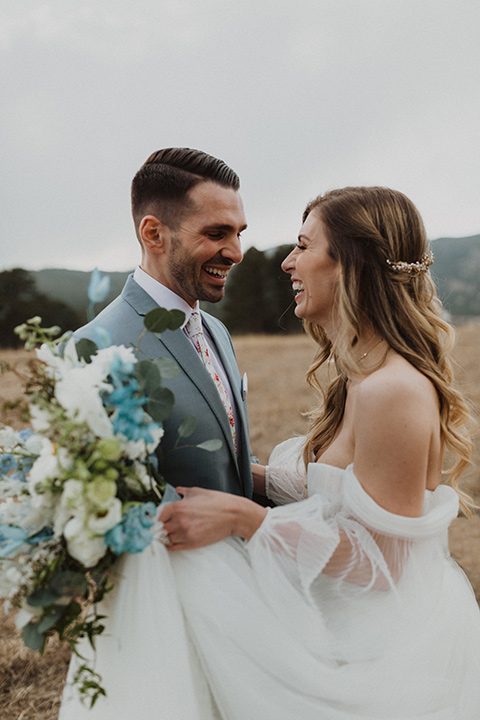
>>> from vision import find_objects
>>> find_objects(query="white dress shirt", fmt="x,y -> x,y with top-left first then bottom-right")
133,267 -> 239,443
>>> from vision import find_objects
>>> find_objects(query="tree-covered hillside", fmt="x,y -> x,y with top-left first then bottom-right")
1,233 -> 478,346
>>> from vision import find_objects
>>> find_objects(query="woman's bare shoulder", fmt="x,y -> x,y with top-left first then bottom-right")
354,353 -> 438,415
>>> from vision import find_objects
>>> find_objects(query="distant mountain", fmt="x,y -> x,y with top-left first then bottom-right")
28,233 -> 480,324
431,234 -> 480,318
34,268 -> 132,324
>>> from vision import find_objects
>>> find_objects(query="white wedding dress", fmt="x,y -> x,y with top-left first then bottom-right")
59,438 -> 480,719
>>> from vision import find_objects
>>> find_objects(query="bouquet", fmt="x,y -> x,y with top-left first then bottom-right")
0,286 -> 220,706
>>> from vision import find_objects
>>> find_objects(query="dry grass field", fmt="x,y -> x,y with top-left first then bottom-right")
1,326 -> 480,719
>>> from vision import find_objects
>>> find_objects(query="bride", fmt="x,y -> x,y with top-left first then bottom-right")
59,186 -> 480,719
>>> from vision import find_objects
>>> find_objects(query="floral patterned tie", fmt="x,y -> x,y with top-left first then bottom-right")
185,311 -> 237,452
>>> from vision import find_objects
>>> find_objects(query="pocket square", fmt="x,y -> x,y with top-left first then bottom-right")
241,372 -> 248,400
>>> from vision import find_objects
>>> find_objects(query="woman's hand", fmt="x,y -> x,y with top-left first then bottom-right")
158,487 -> 268,551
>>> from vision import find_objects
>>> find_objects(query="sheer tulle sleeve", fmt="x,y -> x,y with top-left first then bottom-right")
264,436 -> 309,505
247,463 -> 460,602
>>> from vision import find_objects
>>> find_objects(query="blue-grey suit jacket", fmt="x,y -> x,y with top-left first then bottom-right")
74,276 -> 253,497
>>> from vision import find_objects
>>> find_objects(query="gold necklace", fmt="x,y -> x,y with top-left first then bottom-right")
358,338 -> 384,362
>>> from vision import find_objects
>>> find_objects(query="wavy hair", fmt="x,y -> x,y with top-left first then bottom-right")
301,187 -> 475,510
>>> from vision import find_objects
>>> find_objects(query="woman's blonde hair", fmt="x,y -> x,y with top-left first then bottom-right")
302,186 -> 474,509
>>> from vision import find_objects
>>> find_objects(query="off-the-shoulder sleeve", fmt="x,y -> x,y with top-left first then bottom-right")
247,463 -> 460,602
265,436 -> 308,505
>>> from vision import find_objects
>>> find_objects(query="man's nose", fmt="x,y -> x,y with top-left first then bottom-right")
221,234 -> 243,264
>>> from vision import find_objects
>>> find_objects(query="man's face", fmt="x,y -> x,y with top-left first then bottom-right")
164,181 -> 247,306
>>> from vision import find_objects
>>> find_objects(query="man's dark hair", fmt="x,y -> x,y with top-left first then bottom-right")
131,148 -> 240,232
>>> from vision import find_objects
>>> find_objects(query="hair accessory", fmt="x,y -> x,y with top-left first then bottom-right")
385,250 -> 434,275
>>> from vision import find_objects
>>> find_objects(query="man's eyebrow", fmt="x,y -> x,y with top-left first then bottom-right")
204,223 -> 248,232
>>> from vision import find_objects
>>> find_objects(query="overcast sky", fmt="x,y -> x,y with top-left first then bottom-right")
1,0 -> 479,272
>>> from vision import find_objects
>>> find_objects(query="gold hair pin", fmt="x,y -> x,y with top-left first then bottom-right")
385,250 -> 434,275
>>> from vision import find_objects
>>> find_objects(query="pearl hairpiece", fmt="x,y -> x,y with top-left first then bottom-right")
385,250 -> 434,276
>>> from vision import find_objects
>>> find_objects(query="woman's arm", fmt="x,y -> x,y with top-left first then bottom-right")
158,487 -> 268,551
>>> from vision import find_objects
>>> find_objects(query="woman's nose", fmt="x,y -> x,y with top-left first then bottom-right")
281,248 -> 296,274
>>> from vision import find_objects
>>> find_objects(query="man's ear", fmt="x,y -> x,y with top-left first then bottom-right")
139,215 -> 170,254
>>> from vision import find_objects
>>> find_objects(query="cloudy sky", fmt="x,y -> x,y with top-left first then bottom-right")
1,0 -> 479,272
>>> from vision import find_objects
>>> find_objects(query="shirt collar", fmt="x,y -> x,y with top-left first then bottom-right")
133,266 -> 199,328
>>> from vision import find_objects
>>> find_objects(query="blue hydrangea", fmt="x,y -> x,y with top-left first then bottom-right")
103,359 -> 158,444
0,525 -> 28,558
88,268 -> 111,305
0,454 -> 17,474
105,503 -> 156,555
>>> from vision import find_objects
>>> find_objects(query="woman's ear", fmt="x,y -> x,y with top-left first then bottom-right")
139,215 -> 169,254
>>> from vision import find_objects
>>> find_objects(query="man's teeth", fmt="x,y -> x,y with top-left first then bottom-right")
205,267 -> 229,278
292,281 -> 304,294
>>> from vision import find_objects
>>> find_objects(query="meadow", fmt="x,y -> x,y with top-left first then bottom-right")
1,326 -> 480,719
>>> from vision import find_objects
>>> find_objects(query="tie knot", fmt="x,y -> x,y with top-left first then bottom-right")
185,311 -> 203,339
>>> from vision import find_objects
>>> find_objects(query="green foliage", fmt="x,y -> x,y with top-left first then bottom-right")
219,246 -> 303,334
0,268 -> 82,348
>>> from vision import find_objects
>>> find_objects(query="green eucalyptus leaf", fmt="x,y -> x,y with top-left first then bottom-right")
27,587 -> 59,607
138,360 -> 161,394
153,356 -> 180,380
37,606 -> 64,633
166,309 -> 185,331
144,307 -> 186,334
196,439 -> 223,452
75,338 -> 98,363
23,621 -> 46,652
50,571 -> 88,597
143,308 -> 171,334
178,414 -> 197,438
146,387 -> 175,422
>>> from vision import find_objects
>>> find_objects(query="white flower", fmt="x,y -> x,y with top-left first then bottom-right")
92,345 -> 137,375
132,461 -> 152,491
53,480 -> 86,537
0,477 -> 25,500
87,498 -> 122,534
146,425 -> 164,453
29,405 -> 52,433
119,437 -> 148,460
55,365 -> 113,438
28,439 -> 71,490
0,426 -> 20,451
64,518 -> 107,567
0,563 -> 23,598
15,603 -> 43,629
23,432 -> 43,456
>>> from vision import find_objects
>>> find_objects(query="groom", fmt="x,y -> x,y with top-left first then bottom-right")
75,148 -> 254,498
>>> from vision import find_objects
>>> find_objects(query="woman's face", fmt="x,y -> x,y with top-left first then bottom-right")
281,210 -> 340,332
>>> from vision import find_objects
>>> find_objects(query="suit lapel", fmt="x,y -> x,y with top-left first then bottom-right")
122,276 -> 239,468
155,321 -> 239,466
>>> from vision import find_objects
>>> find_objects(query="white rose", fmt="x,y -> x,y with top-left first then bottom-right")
64,517 -> 107,567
